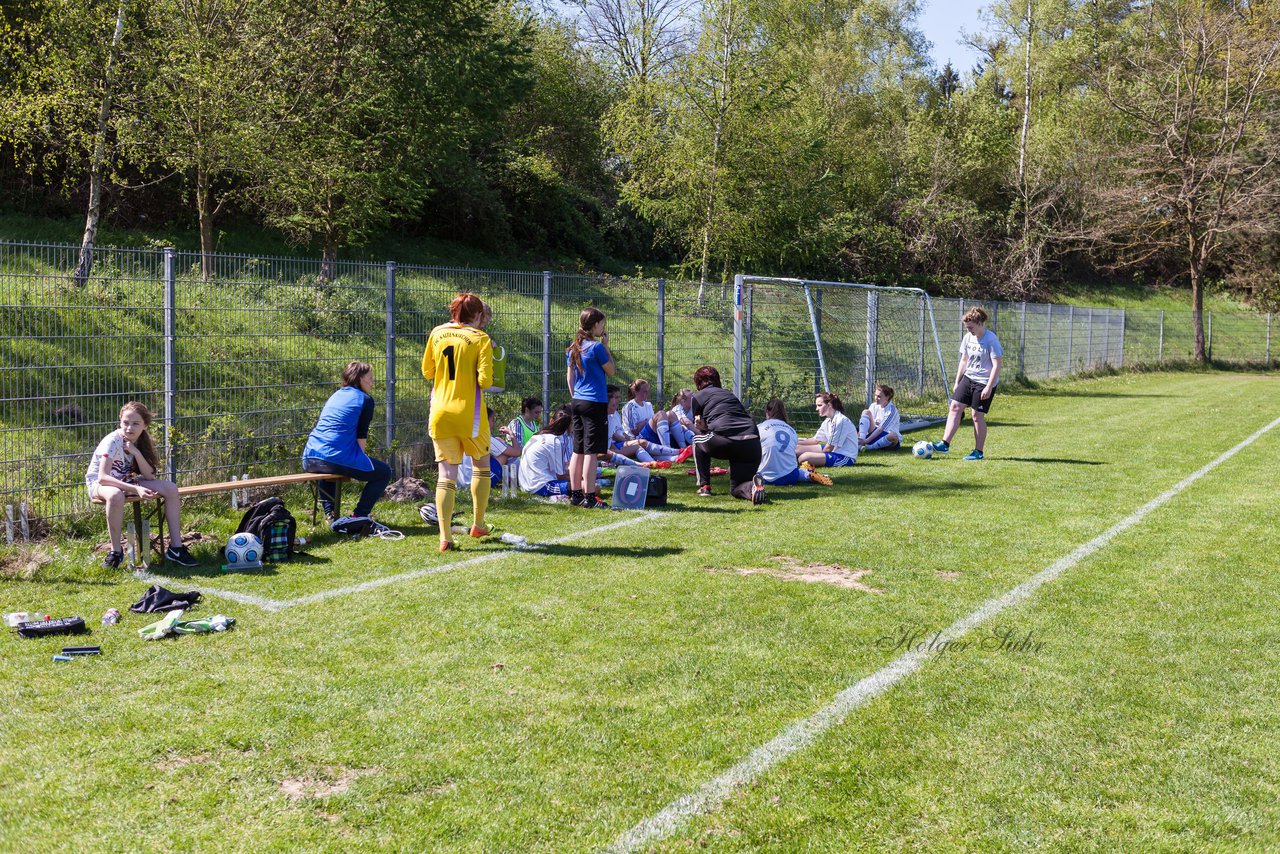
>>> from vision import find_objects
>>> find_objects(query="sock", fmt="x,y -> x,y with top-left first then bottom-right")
656,419 -> 671,446
436,479 -> 456,543
470,466 -> 490,529
858,413 -> 871,440
635,447 -> 654,462
649,443 -> 679,458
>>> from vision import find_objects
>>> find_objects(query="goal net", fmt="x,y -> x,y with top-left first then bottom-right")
733,276 -> 951,435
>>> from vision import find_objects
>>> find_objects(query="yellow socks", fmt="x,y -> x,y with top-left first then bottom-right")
436,479 -> 456,544
470,465 -> 491,530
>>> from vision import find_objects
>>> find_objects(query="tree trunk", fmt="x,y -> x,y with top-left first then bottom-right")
1190,260 -> 1206,363
321,227 -> 339,284
74,0 -> 128,286
196,161 -> 215,281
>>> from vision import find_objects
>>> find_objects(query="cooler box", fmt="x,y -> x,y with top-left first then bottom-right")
611,466 -> 651,511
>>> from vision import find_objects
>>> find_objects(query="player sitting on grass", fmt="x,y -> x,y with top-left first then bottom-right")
757,399 -> 832,486
858,384 -> 902,451
621,378 -> 692,462
503,396 -> 543,450
604,385 -> 653,466
932,307 -> 1003,461
518,407 -> 573,499
795,392 -> 859,471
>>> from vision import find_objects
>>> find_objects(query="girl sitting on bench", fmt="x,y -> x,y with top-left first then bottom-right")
87,401 -> 198,569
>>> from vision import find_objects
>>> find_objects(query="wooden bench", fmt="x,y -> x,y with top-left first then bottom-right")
93,472 -> 348,563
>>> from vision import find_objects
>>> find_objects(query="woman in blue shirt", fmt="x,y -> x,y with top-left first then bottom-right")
302,361 -> 392,520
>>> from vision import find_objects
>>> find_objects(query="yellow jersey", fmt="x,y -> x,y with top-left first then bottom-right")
423,322 -> 493,440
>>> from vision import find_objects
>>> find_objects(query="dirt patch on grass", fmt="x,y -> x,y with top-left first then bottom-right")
728,556 -> 883,594
281,767 -> 377,801
0,545 -> 52,580
935,570 -> 962,580
385,476 -> 431,502
156,752 -> 214,772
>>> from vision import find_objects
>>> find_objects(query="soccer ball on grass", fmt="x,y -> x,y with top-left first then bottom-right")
912,441 -> 934,459
224,533 -> 263,569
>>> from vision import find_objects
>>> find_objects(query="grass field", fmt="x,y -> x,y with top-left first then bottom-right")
2,369 -> 1278,851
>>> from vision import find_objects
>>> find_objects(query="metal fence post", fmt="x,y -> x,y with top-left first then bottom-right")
803,284 -> 829,393
1087,307 -> 1094,368
1267,312 -> 1272,367
1158,309 -> 1165,364
1018,301 -> 1027,377
163,247 -> 177,482
656,277 -> 665,402
745,282 -> 754,399
1067,304 -> 1074,370
1118,308 -> 1126,368
1044,305 -> 1052,378
865,290 -> 878,408
542,271 -> 552,412
384,260 -> 396,452
815,287 -> 824,395
732,274 -> 744,398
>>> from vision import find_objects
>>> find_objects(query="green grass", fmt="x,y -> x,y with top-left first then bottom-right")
2,370 -> 1279,851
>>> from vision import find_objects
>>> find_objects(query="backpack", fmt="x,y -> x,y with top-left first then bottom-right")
234,497 -> 297,562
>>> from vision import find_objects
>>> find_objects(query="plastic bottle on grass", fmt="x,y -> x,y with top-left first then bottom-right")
499,533 -> 527,546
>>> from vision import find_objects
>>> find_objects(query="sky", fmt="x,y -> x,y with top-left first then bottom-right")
915,0 -> 989,74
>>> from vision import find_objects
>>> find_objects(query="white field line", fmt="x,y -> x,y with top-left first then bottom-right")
137,573 -> 288,611
607,415 -> 1280,853
267,510 -> 661,612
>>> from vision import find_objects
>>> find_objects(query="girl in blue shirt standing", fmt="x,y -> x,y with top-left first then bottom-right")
565,307 -> 615,509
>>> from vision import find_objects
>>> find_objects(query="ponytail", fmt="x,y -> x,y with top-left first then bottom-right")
568,307 -> 606,375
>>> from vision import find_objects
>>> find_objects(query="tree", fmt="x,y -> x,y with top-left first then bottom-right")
0,0 -> 140,283
247,0 -> 529,279
1086,0 -> 1280,361
120,0 -> 268,279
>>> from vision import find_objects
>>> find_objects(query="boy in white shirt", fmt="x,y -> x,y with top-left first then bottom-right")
932,307 -> 1003,461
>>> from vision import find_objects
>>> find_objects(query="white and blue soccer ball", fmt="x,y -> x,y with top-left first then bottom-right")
224,533 -> 263,567
912,441 -> 935,459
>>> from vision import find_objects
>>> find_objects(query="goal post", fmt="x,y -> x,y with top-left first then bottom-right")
734,275 -> 951,434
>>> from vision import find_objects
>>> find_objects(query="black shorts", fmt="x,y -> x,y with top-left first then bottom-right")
952,375 -> 997,413
570,399 -> 609,455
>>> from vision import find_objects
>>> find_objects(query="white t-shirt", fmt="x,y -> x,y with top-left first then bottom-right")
961,329 -> 1004,384
85,430 -> 135,489
608,411 -> 628,443
868,402 -> 902,439
620,400 -> 654,436
670,403 -> 693,426
518,433 -> 566,493
815,411 -> 860,459
757,419 -> 800,482
457,435 -> 507,487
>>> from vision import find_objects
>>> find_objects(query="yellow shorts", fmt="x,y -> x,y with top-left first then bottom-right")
433,435 -> 490,465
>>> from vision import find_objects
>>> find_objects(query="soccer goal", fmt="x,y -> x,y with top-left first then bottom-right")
731,275 -> 951,434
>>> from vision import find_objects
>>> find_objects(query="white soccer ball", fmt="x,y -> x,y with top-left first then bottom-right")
912,441 -> 934,459
225,532 -> 263,567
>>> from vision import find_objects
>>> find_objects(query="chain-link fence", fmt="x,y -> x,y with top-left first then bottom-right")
1,241 -> 1273,533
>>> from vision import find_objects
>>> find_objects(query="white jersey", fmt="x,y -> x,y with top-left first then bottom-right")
518,433 -> 566,493
457,435 -> 507,487
85,429 -> 135,488
757,419 -> 800,482
671,403 -> 693,426
620,400 -> 654,436
815,411 -> 860,459
868,402 -> 901,438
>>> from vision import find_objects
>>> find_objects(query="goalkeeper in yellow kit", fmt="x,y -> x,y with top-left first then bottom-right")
423,293 -> 494,551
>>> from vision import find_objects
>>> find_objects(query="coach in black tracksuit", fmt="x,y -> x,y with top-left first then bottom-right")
690,365 -> 762,501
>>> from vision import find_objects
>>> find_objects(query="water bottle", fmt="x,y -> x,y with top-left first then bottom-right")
499,532 -> 527,546
102,608 -> 120,626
